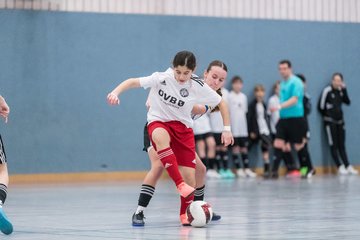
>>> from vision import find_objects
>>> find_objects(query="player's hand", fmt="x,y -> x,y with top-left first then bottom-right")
250,132 -> 257,139
221,131 -> 234,147
107,92 -> 120,105
0,99 -> 10,123
270,105 -> 281,113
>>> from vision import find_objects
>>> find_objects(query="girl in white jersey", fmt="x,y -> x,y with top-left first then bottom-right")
107,52 -> 233,226
132,60 -> 230,226
228,76 -> 256,178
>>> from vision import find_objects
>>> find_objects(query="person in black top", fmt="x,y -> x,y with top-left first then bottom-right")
248,85 -> 272,178
318,73 -> 358,175
296,74 -> 315,178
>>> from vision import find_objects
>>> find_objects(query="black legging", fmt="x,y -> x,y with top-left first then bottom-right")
325,122 -> 349,167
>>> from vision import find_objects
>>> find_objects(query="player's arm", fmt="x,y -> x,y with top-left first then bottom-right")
0,95 -> 10,123
218,99 -> 234,146
279,96 -> 298,110
191,104 -> 209,115
107,78 -> 141,105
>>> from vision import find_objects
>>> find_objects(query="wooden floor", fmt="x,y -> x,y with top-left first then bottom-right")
4,175 -> 360,239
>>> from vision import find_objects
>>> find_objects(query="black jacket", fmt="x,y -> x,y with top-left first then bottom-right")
318,85 -> 350,123
247,99 -> 271,136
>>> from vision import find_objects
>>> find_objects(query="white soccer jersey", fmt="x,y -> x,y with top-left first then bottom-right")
228,91 -> 248,137
256,102 -> 270,135
267,94 -> 280,134
193,113 -> 212,135
139,68 -> 222,128
209,88 -> 229,133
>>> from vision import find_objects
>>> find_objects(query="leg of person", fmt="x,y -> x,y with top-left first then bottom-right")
232,144 -> 245,178
241,138 -> 256,178
0,136 -> 13,235
272,139 -> 285,179
196,137 -> 207,168
260,135 -> 272,178
148,123 -> 194,198
194,155 -> 221,221
205,135 -> 220,179
132,147 -> 164,226
338,124 -> 358,175
298,141 -> 316,178
283,144 -> 296,171
325,123 -> 347,174
179,166 -> 196,226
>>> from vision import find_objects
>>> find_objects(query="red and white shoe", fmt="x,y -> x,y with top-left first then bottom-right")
180,214 -> 191,226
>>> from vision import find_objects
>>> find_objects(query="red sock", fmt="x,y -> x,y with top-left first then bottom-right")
158,147 -> 183,186
180,195 -> 194,215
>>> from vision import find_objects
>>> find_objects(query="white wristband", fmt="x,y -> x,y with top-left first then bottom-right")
223,126 -> 231,132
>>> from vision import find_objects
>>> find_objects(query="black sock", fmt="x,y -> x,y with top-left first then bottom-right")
272,148 -> 283,173
264,162 -> 270,173
201,158 -> 208,168
0,184 -> 7,205
138,184 -> 155,209
208,158 -> 215,170
298,145 -> 313,169
284,152 -> 296,171
215,151 -> 221,170
221,151 -> 229,169
232,154 -> 241,169
194,185 -> 205,201
241,153 -> 249,169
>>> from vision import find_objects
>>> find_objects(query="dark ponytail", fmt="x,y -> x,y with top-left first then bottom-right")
172,51 -> 196,71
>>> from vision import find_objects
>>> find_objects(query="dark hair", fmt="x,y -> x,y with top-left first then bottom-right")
231,75 -> 243,84
172,51 -> 196,71
206,60 -> 228,73
296,73 -> 306,83
332,72 -> 343,81
279,59 -> 292,68
272,80 -> 280,94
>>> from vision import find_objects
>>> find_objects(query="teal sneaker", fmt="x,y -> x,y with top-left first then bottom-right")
0,207 -> 13,235
225,169 -> 236,179
219,169 -> 228,179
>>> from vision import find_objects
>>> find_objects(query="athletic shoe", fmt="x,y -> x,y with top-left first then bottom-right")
306,168 -> 316,178
300,167 -> 308,178
263,170 -> 271,179
286,170 -> 301,178
206,169 -> 221,179
0,207 -> 13,235
271,172 -> 279,179
180,214 -> 191,226
237,169 -> 247,178
219,169 -> 228,178
347,165 -> 359,175
177,182 -> 195,199
338,165 -> 348,175
244,168 -> 257,178
211,212 -> 221,221
225,169 -> 236,179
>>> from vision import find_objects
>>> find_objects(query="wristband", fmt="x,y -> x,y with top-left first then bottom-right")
223,126 -> 231,132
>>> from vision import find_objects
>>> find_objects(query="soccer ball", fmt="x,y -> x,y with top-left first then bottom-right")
186,201 -> 213,227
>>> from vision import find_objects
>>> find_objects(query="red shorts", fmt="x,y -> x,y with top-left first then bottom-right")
147,121 -> 196,168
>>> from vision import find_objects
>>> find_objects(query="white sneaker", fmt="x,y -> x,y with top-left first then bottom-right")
237,169 -> 247,178
206,169 -> 221,179
347,165 -> 359,175
244,168 -> 257,178
338,165 -> 348,175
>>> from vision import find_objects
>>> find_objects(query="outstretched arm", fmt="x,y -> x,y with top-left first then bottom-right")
218,99 -> 234,146
107,78 -> 141,105
0,95 -> 10,123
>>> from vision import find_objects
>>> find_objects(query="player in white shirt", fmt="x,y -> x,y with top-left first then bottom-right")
107,54 -> 233,226
267,81 -> 297,175
209,88 -> 235,179
193,113 -> 220,179
247,85 -> 272,178
228,76 -> 255,178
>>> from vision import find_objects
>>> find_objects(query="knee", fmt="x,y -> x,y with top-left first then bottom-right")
196,160 -> 207,176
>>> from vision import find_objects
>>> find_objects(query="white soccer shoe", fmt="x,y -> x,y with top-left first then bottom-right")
347,165 -> 359,175
338,165 -> 348,175
244,168 -> 257,178
237,169 -> 247,178
206,169 -> 221,179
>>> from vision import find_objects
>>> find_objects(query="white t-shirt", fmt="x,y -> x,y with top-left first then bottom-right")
267,94 -> 280,134
256,102 -> 270,135
193,113 -> 212,135
139,68 -> 222,128
228,91 -> 248,137
209,88 -> 229,133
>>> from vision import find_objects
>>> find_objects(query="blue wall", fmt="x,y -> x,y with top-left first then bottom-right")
0,10 -> 359,174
